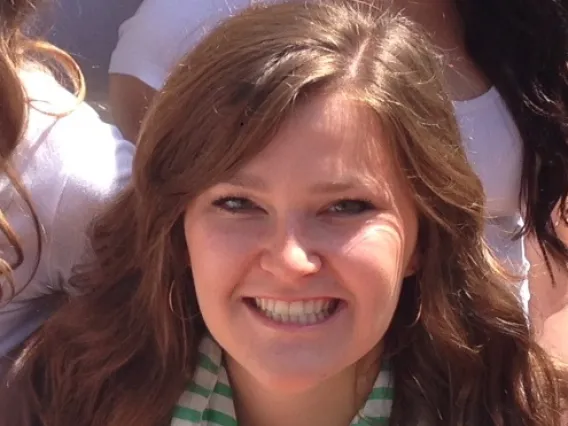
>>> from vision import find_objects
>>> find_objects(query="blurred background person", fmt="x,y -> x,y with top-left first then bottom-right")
108,0 -> 267,141
37,0 -> 142,118
0,0 -> 134,377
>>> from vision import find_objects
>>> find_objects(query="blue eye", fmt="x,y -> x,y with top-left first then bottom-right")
212,197 -> 261,213
327,199 -> 375,215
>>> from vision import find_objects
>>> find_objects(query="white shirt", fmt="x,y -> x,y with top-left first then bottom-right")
0,69 -> 134,362
109,0 -> 265,90
454,88 -> 529,310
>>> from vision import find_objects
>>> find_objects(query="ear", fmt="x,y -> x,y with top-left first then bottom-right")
403,250 -> 420,278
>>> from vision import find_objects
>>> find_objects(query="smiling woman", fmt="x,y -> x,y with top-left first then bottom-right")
184,92 -> 419,398
2,2 -> 567,426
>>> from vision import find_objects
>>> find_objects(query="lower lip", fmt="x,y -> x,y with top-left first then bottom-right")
244,300 -> 346,331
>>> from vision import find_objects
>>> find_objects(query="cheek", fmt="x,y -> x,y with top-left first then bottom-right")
184,217 -> 261,296
335,222 -> 409,308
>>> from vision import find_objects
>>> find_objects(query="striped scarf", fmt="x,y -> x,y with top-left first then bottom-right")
171,336 -> 394,426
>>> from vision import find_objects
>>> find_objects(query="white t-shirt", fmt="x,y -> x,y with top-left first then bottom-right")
453,88 -> 529,311
0,69 -> 134,363
109,0 -> 267,90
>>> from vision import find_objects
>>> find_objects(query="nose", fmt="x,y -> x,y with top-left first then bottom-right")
259,222 -> 322,283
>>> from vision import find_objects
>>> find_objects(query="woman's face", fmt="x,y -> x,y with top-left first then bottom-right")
184,93 -> 419,392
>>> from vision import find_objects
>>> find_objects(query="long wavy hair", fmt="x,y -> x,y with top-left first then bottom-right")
3,2 -> 566,425
0,0 -> 84,303
455,0 -> 568,276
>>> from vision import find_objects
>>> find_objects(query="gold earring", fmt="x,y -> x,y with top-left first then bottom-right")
168,280 -> 176,315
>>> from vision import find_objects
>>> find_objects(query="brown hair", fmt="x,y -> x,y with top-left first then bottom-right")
0,0 -> 84,302
5,1 -> 566,425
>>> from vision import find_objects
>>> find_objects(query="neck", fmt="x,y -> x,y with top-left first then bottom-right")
387,0 -> 491,99
226,348 -> 381,426
387,0 -> 461,42
390,0 -> 455,10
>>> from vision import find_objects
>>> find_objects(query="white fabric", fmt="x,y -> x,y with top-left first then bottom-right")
0,69 -> 134,360
109,0 -> 264,90
453,87 -> 529,311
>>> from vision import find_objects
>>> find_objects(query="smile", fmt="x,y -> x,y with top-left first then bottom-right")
247,298 -> 341,325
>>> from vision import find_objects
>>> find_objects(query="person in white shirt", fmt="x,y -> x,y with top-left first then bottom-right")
108,0 -> 266,142
0,0 -> 134,376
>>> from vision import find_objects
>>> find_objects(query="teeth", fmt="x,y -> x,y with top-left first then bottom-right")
253,298 -> 337,325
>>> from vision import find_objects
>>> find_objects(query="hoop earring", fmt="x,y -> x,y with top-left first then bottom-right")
408,275 -> 422,327
168,280 -> 176,315
168,279 -> 190,322
168,278 -> 198,324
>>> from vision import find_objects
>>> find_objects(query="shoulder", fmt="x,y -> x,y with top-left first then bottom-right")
108,0 -> 252,89
0,70 -> 134,304
18,70 -> 134,284
22,69 -> 134,200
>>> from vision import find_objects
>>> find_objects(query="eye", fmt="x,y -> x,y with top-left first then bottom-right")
325,199 -> 376,215
212,196 -> 263,213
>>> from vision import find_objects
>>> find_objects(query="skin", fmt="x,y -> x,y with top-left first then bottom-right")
108,74 -> 155,142
389,0 -> 491,100
528,223 -> 568,362
184,93 -> 419,426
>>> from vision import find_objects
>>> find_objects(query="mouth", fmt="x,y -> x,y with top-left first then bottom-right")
244,297 -> 343,326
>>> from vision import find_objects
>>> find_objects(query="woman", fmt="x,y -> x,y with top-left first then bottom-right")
108,0 -> 568,334
0,0 -> 133,375
4,2 -> 566,425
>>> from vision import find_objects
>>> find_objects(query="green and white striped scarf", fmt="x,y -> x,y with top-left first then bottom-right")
171,336 -> 394,426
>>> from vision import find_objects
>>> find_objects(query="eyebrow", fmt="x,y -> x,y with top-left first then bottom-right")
222,173 -> 380,194
223,173 -> 267,191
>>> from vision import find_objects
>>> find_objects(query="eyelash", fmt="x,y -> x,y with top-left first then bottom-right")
211,196 -> 376,216
212,196 -> 263,213
325,198 -> 376,215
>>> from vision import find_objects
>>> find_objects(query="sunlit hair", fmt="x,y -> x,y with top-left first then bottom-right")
4,1 -> 566,425
0,0 -> 85,302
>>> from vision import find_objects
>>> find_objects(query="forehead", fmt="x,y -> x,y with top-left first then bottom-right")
243,92 -> 401,187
